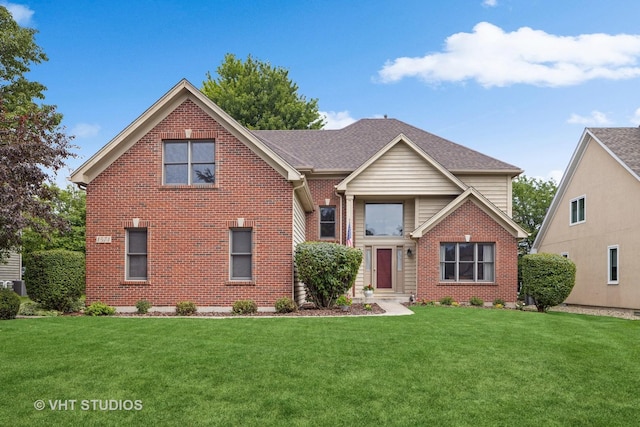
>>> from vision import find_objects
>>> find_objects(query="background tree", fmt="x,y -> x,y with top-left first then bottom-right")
202,53 -> 324,130
512,175 -> 557,256
21,184 -> 86,260
0,6 -> 75,260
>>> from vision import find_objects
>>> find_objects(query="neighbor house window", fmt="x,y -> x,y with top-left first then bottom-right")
365,203 -> 403,236
163,140 -> 215,184
608,245 -> 619,285
440,243 -> 494,282
230,228 -> 252,280
126,228 -> 147,280
319,206 -> 336,238
570,195 -> 585,225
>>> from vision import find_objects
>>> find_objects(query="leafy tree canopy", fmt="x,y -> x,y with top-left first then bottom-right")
202,53 -> 324,130
0,6 -> 75,259
512,175 -> 558,256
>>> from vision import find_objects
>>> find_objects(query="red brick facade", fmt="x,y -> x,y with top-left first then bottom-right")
416,199 -> 519,303
85,100 -> 295,306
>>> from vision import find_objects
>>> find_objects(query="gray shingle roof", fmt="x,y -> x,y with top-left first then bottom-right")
252,118 -> 520,173
588,127 -> 640,177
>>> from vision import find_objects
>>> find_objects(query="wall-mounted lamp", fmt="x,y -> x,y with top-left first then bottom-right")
406,248 -> 413,257
464,234 -> 471,242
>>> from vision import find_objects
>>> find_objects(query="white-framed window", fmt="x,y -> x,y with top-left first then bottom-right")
126,228 -> 148,280
440,243 -> 495,282
319,206 -> 336,238
230,228 -> 252,280
163,140 -> 215,185
570,195 -> 586,225
608,245 -> 619,285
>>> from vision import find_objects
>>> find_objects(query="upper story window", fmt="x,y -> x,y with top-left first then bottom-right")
570,195 -> 585,225
319,206 -> 336,239
365,203 -> 403,236
163,140 -> 215,185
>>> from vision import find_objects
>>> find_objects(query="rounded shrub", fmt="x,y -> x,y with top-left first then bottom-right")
274,297 -> 297,313
469,296 -> 484,307
24,249 -> 85,312
294,242 -> 363,308
135,300 -> 152,314
84,301 -> 115,316
439,296 -> 454,306
0,288 -> 21,320
232,299 -> 258,315
520,253 -> 576,312
175,301 -> 197,316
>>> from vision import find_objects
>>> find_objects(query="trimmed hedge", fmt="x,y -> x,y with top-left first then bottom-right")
0,288 -> 20,320
521,253 -> 576,312
24,249 -> 85,312
295,242 -> 363,308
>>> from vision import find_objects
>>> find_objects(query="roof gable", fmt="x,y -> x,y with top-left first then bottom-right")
69,79 -> 303,186
412,187 -> 528,239
253,118 -> 522,174
533,127 -> 640,249
336,134 -> 467,193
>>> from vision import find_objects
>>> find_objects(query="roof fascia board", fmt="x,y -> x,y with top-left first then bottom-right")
70,79 -> 302,185
336,133 -> 468,192
532,128 -> 591,249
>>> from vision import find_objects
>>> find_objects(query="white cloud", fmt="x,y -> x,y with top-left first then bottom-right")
547,169 -> 564,183
1,2 -> 34,26
566,110 -> 612,125
320,111 -> 357,129
378,22 -> 640,87
630,108 -> 640,125
482,0 -> 498,7
71,123 -> 101,138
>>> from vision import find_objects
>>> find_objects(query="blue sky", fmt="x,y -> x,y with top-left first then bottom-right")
6,0 -> 640,185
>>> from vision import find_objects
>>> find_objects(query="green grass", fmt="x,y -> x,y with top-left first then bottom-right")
1,307 -> 639,426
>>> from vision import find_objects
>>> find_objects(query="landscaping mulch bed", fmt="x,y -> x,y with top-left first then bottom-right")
116,303 -> 385,317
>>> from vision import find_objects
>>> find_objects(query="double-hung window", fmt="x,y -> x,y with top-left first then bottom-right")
320,206 -> 336,238
163,140 -> 215,185
230,228 -> 252,281
570,195 -> 585,225
440,243 -> 494,282
126,229 -> 148,280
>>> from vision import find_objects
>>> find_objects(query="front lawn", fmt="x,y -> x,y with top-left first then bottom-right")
1,307 -> 639,426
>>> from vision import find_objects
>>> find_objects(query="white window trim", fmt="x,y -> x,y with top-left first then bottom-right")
607,244 -> 619,285
125,228 -> 148,281
569,195 -> 586,225
440,242 -> 495,283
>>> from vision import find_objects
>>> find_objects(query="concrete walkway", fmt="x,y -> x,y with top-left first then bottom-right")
375,301 -> 414,316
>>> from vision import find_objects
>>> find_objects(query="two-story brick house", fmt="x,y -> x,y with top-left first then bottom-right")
70,79 -> 527,308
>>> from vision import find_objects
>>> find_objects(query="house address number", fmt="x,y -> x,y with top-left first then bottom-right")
96,236 -> 112,244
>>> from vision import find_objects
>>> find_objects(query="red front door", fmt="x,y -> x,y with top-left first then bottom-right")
376,248 -> 392,289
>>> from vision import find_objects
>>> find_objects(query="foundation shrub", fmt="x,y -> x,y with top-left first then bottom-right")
521,253 -> 576,312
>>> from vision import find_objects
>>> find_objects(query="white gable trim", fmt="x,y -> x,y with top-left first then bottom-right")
411,187 -> 528,239
531,128 -> 636,249
69,79 -> 304,186
335,133 -> 467,193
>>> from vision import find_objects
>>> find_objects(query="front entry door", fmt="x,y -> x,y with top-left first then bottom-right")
376,248 -> 393,289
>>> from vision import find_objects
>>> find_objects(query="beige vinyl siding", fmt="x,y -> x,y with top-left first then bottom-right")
354,198 -> 416,293
457,174 -> 510,214
537,136 -> 640,309
415,196 -> 456,227
0,252 -> 22,281
292,195 -> 306,304
347,142 -> 461,195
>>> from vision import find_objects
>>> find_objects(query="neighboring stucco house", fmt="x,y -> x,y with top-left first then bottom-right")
0,251 -> 23,295
533,127 -> 640,310
70,79 -> 527,308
